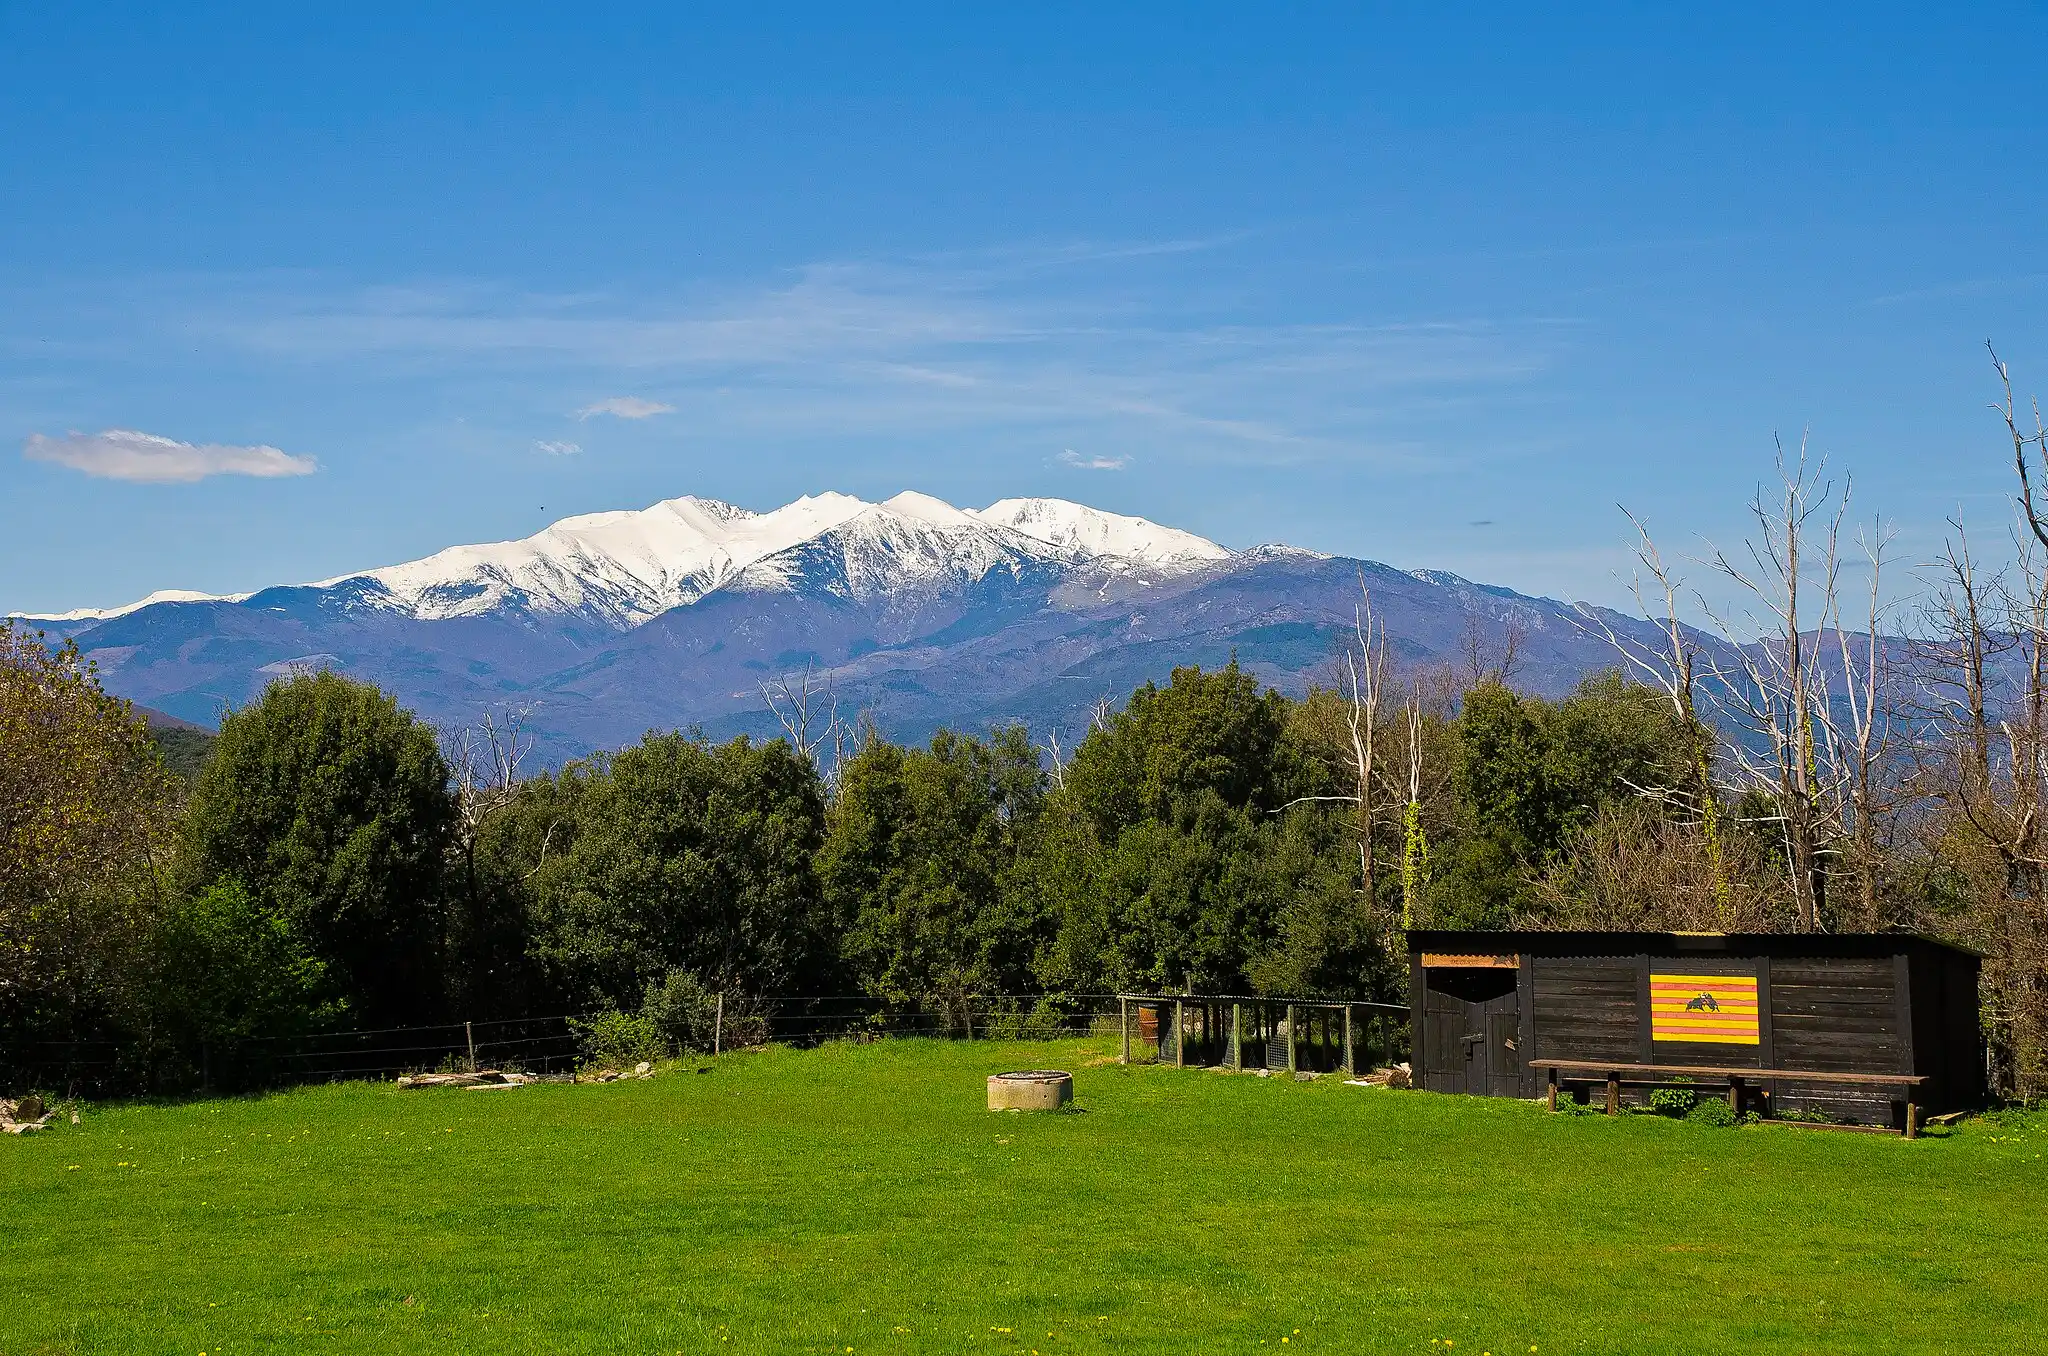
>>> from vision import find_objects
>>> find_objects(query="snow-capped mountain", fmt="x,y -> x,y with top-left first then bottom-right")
14,489 -> 1675,763
30,491 -> 1233,629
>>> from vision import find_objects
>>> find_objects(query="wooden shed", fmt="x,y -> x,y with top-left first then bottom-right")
1408,930 -> 1982,1130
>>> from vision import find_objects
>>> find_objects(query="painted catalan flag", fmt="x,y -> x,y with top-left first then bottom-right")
1650,973 -> 1761,1045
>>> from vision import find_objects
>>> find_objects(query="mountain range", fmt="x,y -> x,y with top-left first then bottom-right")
15,491 -> 1671,764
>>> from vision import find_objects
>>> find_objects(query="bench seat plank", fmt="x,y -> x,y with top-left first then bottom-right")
1526,1057 -> 1924,1086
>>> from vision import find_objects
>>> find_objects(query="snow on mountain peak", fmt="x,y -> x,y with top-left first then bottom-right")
974,497 -> 1230,565
879,490 -> 983,529
17,489 -> 1240,628
14,587 -> 252,623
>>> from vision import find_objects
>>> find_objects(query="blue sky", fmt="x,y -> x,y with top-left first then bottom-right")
4,4 -> 2046,617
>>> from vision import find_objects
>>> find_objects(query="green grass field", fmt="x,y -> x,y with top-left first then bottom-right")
3,1038 -> 2044,1355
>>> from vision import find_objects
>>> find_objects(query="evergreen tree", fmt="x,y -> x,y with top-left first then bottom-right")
179,671 -> 455,1027
824,726 -> 1046,1008
520,732 -> 829,1010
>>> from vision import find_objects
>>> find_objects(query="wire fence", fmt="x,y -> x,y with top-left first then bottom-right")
3,991 -> 1410,1098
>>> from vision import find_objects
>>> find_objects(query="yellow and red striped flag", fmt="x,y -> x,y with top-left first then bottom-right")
1650,973 -> 1760,1045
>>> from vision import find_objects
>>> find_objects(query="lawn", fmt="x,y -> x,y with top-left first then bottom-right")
2,1037 -> 2044,1355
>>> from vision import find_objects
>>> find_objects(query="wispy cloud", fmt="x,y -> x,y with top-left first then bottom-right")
576,396 -> 675,419
535,440 -> 582,456
98,242 -> 1565,470
1059,448 -> 1128,471
23,429 -> 317,483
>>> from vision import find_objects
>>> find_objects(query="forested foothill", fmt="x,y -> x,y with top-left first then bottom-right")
8,365 -> 2048,1104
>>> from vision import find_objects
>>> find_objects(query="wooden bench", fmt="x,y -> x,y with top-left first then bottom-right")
1526,1058 -> 1931,1138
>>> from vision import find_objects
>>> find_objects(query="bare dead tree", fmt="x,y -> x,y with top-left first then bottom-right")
1267,584 -> 1399,919
1574,508 -> 1732,920
1457,613 -> 1526,691
1399,695 -> 1430,929
1041,727 -> 1070,792
760,662 -> 841,765
1694,438 -> 1845,931
1984,343 -> 2048,1094
443,703 -> 536,840
1917,522 -> 2005,806
441,702 -> 540,900
1996,344 -> 2048,891
1344,589 -> 1392,905
1813,513 -> 1901,925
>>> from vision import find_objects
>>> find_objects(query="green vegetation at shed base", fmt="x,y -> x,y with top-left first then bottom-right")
3,1038 -> 2042,1355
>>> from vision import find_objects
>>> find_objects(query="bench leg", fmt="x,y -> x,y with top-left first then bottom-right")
1606,1075 -> 1619,1116
1547,1068 -> 1558,1112
1906,1102 -> 1918,1140
1728,1075 -> 1742,1115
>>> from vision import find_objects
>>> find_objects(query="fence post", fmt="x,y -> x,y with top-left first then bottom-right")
1230,1002 -> 1243,1069
715,993 -> 724,1057
1285,1005 -> 1298,1075
1343,1006 -> 1355,1075
1120,997 -> 1130,1064
1173,999 -> 1186,1067
465,1020 -> 476,1072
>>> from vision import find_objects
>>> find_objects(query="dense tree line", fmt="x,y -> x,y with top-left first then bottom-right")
0,627 -> 1714,1093
6,615 -> 2047,1100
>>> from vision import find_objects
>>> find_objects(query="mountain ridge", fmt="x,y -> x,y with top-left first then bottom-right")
11,490 -> 1668,761
20,491 -> 1228,626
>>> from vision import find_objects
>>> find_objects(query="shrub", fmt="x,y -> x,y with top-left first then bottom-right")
149,879 -> 345,1088
983,996 -> 1076,1041
1686,1096 -> 1737,1128
568,1010 -> 664,1069
640,969 -> 720,1054
1649,1077 -> 1698,1117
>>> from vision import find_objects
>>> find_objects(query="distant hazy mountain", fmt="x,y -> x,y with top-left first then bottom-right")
14,491 -> 1670,764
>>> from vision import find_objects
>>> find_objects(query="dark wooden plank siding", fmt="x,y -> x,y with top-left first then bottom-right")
1912,948 -> 1984,1110
1766,955 -> 1904,1123
1769,957 -> 1903,1073
1531,958 -> 1639,1063
1419,985 -> 1466,1093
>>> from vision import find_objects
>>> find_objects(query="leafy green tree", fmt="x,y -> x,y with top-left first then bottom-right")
179,671 -> 455,1027
1246,804 -> 1397,998
520,732 -> 829,1010
148,878 -> 341,1086
1065,661 -> 1304,836
1035,662 -> 1388,995
1432,673 -> 1695,926
825,726 -> 1047,1009
0,623 -> 180,1065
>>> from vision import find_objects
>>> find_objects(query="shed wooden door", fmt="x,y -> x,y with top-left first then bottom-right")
1424,968 -> 1521,1096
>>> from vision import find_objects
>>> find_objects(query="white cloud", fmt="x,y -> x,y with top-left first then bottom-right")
576,396 -> 675,420
151,245 -> 1562,468
1059,448 -> 1128,471
535,440 -> 582,456
23,429 -> 317,483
